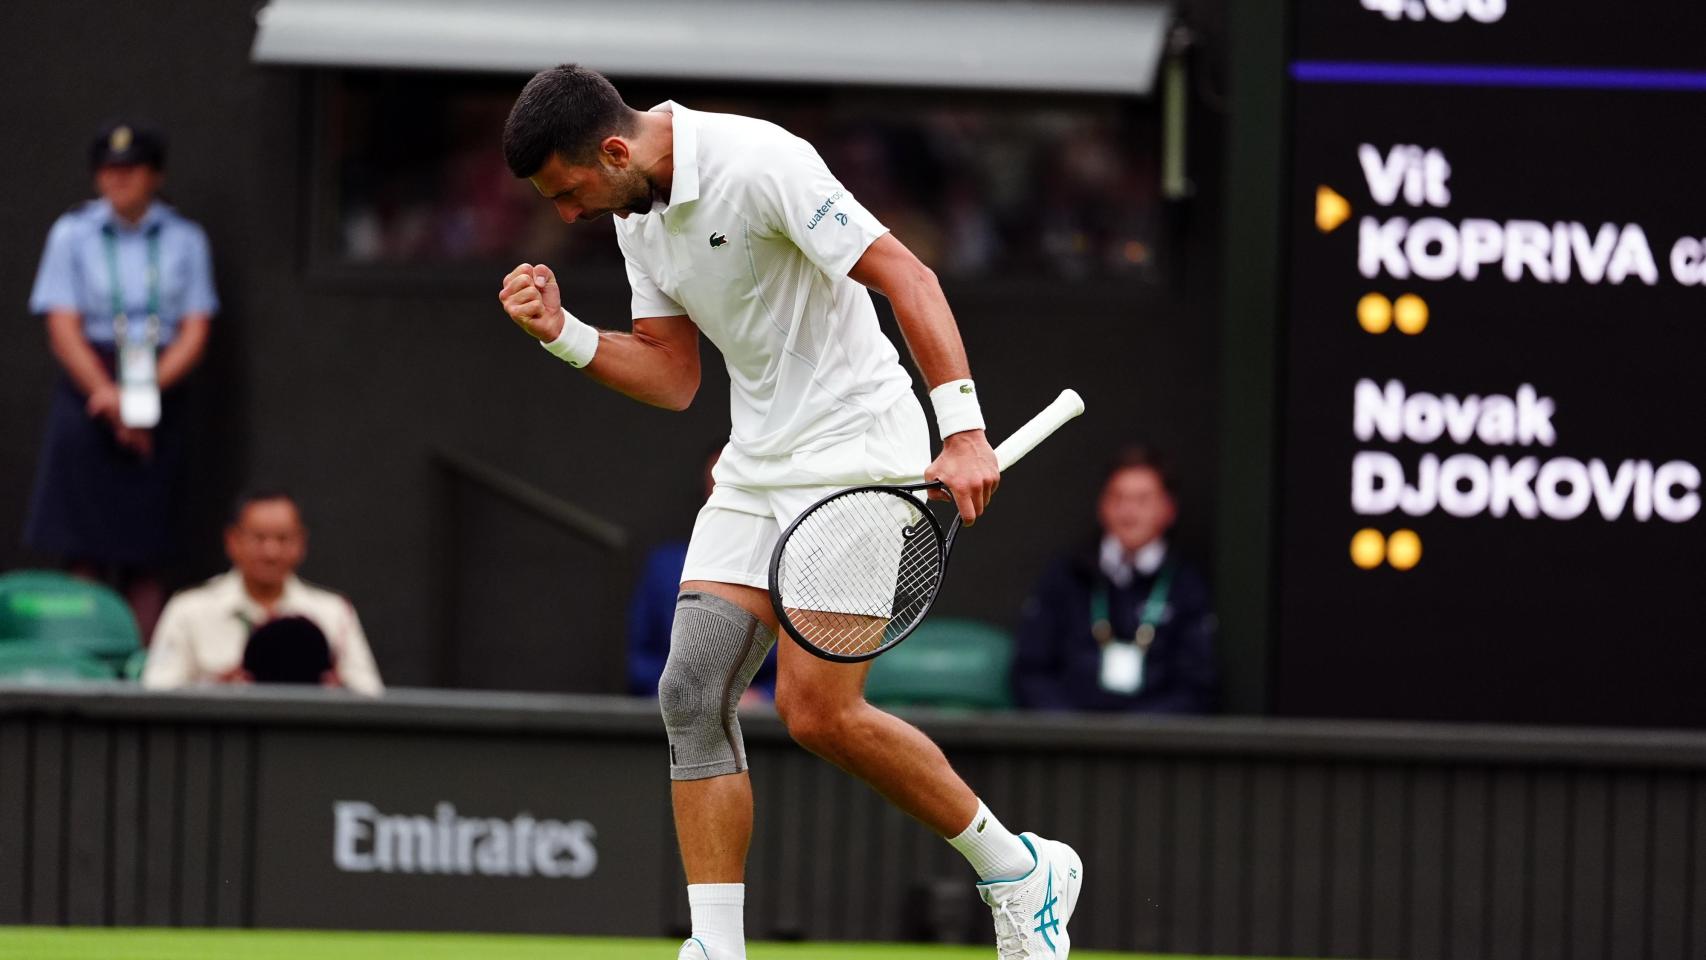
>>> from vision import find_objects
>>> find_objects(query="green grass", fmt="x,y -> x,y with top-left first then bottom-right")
0,928 -> 1269,959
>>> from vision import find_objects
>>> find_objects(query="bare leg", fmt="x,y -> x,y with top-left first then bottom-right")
672,774 -> 753,884
67,562 -> 164,645
782,607 -> 887,659
773,623 -> 977,836
684,579 -> 776,628
669,580 -> 777,885
126,574 -> 166,644
669,579 -> 977,885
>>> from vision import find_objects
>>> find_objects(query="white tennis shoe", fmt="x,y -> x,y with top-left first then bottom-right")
675,937 -> 740,960
977,833 -> 1083,959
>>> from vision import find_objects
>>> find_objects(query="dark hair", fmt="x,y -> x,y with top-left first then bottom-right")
502,64 -> 635,177
228,488 -> 300,527
1102,445 -> 1176,498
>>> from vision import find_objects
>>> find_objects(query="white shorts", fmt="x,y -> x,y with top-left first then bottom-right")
681,398 -> 931,590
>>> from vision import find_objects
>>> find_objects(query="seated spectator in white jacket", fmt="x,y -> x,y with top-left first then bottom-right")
142,490 -> 383,695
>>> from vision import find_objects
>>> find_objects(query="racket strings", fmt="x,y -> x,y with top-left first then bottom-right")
786,493 -> 921,614
778,489 -> 946,657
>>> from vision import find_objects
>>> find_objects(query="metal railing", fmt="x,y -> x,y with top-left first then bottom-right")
431,448 -> 627,552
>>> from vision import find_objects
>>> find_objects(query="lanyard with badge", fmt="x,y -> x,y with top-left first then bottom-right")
102,226 -> 163,428
1091,561 -> 1174,695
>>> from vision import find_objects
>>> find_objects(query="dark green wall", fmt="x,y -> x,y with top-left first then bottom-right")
8,685 -> 1704,956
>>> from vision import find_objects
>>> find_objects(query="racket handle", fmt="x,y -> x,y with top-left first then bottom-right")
994,389 -> 1085,473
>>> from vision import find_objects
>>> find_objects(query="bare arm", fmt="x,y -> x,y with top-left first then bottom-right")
849,234 -> 970,388
498,263 -> 700,411
581,313 -> 700,410
848,234 -> 999,523
46,308 -> 141,458
157,314 -> 211,390
45,310 -> 117,407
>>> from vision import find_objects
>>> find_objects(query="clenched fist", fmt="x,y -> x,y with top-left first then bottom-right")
499,263 -> 565,342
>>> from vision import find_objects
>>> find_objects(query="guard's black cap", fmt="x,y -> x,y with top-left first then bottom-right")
89,121 -> 166,171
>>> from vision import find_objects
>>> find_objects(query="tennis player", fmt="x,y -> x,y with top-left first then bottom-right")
498,65 -> 1082,960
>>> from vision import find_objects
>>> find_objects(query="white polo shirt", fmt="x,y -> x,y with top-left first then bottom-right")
614,102 -> 916,464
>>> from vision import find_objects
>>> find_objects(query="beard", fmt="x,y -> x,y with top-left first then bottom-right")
610,166 -> 658,216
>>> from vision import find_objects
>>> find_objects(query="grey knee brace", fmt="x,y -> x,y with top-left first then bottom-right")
658,592 -> 778,781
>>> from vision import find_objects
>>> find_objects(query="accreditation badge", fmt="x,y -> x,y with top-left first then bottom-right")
1099,640 -> 1144,695
117,339 -> 161,428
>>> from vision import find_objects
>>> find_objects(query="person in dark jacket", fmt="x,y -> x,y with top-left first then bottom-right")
1014,447 -> 1218,713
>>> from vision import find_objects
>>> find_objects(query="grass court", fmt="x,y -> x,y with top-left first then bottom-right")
0,928 -> 1282,959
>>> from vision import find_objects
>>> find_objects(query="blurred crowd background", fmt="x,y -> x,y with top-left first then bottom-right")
0,0 -> 1231,712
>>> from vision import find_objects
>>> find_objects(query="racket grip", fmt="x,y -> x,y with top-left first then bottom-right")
994,389 -> 1085,473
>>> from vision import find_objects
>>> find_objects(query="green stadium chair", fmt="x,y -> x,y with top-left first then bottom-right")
122,648 -> 149,682
863,617 -> 1015,710
0,569 -> 142,667
0,640 -> 119,684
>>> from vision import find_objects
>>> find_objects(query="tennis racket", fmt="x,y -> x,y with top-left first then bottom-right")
768,388 -> 1085,663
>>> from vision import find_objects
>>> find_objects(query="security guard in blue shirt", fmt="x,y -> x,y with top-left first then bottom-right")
24,121 -> 218,637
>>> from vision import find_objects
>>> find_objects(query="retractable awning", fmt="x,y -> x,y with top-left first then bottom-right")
251,0 -> 1170,95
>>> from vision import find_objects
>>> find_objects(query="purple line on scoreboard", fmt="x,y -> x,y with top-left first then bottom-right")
1291,61 -> 1706,92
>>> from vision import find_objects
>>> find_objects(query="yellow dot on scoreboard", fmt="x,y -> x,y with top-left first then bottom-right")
1357,293 -> 1392,334
1394,294 -> 1429,335
1387,529 -> 1422,570
1350,528 -> 1386,569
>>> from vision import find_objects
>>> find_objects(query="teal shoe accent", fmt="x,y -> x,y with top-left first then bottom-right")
1032,868 -> 1062,952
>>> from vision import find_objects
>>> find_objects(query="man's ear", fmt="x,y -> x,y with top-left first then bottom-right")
600,135 -> 632,168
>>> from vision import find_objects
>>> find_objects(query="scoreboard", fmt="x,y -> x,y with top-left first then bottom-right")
1275,1 -> 1706,726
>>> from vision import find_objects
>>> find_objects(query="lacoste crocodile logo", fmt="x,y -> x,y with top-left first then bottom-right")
709,232 -> 728,248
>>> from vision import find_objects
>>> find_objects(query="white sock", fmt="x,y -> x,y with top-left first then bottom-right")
687,883 -> 745,958
946,799 -> 1035,883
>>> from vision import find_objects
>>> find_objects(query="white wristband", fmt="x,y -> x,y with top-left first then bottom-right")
929,378 -> 986,438
539,308 -> 599,368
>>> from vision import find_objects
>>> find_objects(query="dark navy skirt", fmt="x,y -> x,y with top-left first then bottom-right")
23,372 -> 186,568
